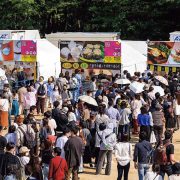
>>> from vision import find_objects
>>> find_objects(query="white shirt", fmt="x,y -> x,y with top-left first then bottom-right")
173,99 -> 180,115
20,156 -> 30,166
100,129 -> 116,150
144,172 -> 163,180
115,142 -> 132,166
169,174 -> 180,180
68,112 -> 77,122
0,99 -> 9,111
56,136 -> 68,159
114,95 -> 121,105
131,99 -> 142,119
48,118 -> 57,136
148,92 -> 155,101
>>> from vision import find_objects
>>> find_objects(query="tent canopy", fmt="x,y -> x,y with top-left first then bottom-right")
121,41 -> 147,75
37,39 -> 60,80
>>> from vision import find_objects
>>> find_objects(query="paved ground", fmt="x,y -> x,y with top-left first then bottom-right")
79,130 -> 180,180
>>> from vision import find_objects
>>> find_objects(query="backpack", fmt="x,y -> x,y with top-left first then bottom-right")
37,83 -> 46,96
19,125 -> 35,149
154,142 -> 171,165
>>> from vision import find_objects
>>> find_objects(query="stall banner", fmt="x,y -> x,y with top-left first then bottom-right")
60,40 -> 121,70
62,62 -> 121,70
0,40 -> 36,62
147,64 -> 180,73
148,41 -> 180,66
21,40 -> 37,62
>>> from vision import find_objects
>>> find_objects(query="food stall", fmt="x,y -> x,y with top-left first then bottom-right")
0,40 -> 37,88
60,40 -> 121,77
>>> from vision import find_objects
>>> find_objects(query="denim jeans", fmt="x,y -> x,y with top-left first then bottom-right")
42,163 -> 49,180
138,163 -> 150,180
4,175 -> 16,180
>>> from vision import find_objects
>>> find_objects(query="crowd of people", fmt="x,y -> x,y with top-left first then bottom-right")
0,68 -> 179,180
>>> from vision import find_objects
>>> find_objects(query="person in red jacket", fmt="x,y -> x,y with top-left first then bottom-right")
48,147 -> 68,180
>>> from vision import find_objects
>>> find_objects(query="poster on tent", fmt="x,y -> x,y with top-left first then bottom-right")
0,40 -> 37,62
60,40 -> 121,70
148,41 -> 180,66
21,40 -> 37,62
0,40 -> 22,61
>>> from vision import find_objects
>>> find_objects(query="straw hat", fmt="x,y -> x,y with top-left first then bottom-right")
19,146 -> 30,154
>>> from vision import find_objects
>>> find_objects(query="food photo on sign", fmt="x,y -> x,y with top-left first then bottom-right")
60,40 -> 121,64
148,41 -> 180,65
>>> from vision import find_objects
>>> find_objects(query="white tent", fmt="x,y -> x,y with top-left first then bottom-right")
37,39 -> 60,80
121,41 -> 147,75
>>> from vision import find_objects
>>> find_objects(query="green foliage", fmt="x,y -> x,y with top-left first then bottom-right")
0,0 -> 179,40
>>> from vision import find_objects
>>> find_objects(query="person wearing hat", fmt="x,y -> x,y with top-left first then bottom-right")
19,146 -> 30,166
152,104 -> 165,144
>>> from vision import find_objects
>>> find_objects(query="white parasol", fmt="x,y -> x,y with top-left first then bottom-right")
100,79 -> 109,83
130,82 -> 145,94
155,76 -> 168,86
115,78 -> 131,85
152,86 -> 165,97
79,95 -> 98,106
0,68 -> 5,77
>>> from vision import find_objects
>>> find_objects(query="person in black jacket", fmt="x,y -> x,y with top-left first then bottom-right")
0,125 -> 7,155
52,101 -> 68,132
0,142 -> 21,180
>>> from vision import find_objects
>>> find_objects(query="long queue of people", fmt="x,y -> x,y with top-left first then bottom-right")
0,69 -> 179,180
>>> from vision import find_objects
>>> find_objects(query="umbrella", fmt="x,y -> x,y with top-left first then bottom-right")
100,79 -> 109,83
115,78 -> 131,85
130,82 -> 145,94
152,86 -> 165,96
0,68 -> 5,77
79,95 -> 98,106
155,76 -> 168,86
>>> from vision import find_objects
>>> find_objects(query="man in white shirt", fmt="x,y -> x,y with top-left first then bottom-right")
106,99 -> 121,134
56,128 -> 71,159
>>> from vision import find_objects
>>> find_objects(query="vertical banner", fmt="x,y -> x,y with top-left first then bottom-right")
21,40 -> 37,62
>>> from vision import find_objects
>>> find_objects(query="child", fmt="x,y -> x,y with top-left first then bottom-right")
11,90 -> 19,116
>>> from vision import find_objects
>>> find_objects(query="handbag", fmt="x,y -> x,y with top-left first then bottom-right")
150,130 -> 157,144
49,158 -> 62,180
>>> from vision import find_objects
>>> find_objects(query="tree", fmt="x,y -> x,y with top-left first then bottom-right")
0,0 -> 179,40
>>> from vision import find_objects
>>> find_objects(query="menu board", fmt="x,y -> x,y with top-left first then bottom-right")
148,41 -> 180,66
60,40 -> 121,70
